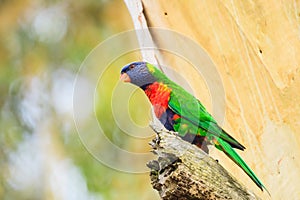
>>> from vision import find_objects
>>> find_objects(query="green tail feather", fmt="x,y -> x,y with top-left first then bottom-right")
216,138 -> 269,193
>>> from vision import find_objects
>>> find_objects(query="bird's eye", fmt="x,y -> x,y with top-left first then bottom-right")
129,65 -> 135,69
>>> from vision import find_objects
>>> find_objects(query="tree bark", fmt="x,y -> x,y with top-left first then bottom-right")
125,0 -> 300,199
147,124 -> 260,200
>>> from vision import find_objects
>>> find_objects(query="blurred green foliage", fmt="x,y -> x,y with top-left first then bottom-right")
0,0 -> 158,199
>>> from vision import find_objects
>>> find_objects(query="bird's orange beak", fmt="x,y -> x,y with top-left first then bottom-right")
120,73 -> 131,82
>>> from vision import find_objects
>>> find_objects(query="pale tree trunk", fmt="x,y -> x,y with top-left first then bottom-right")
125,1 -> 300,200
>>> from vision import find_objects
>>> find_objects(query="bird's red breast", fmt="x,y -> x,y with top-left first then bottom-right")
144,82 -> 172,118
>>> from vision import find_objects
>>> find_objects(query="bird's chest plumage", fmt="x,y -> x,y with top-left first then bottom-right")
144,82 -> 172,118
144,82 -> 181,131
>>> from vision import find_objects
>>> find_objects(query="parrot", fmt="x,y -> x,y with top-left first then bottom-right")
120,61 -> 267,192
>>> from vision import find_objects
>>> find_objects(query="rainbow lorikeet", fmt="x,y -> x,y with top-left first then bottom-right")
120,61 -> 267,192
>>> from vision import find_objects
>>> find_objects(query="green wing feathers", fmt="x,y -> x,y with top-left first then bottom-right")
218,129 -> 245,150
168,89 -> 245,150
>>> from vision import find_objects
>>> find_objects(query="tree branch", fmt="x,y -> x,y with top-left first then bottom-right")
147,124 -> 261,200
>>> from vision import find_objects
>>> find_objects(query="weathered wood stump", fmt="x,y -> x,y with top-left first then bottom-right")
147,125 -> 260,200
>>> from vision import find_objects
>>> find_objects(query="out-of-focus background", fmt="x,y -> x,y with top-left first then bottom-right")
0,0 -> 158,199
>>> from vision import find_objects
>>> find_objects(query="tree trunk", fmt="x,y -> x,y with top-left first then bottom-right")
125,0 -> 300,199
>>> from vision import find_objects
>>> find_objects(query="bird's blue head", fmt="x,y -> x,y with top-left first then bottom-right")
120,61 -> 157,87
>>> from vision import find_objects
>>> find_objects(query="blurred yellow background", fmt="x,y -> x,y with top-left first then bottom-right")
0,0 -> 158,199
